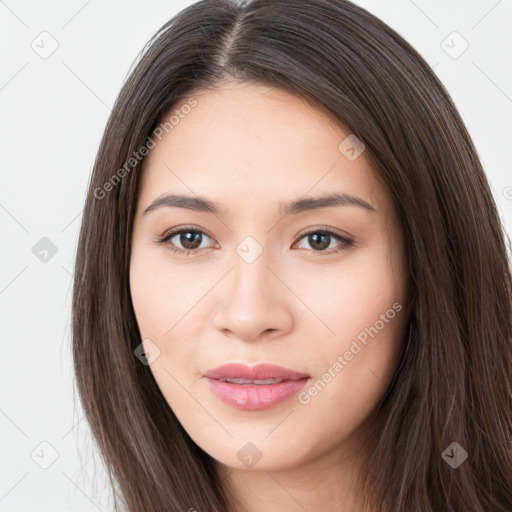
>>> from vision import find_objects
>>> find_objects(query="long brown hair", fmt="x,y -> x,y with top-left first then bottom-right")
72,0 -> 512,510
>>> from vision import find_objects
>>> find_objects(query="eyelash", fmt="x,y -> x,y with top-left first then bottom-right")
155,225 -> 353,257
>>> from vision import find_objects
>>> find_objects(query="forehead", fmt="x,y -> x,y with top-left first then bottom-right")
138,81 -> 387,215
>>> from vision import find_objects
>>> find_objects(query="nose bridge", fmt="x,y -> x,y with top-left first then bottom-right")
212,234 -> 292,340
230,235 -> 276,305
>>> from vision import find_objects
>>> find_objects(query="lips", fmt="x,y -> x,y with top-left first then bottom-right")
203,363 -> 310,382
203,363 -> 310,410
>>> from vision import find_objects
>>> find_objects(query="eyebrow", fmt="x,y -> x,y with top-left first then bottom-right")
143,192 -> 376,217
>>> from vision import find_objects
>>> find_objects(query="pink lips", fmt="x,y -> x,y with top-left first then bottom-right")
203,363 -> 310,410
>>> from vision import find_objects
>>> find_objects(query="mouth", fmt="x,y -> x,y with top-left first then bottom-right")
203,363 -> 310,410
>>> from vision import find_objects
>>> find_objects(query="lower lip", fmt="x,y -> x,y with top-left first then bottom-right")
204,377 -> 310,410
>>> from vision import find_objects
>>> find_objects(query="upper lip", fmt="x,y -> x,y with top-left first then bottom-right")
203,363 -> 309,381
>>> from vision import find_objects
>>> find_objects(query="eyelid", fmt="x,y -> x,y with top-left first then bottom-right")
295,225 -> 352,241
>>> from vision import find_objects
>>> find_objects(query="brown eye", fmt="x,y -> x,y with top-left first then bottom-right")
157,227 -> 215,255
295,229 -> 353,255
307,232 -> 331,251
177,231 -> 203,250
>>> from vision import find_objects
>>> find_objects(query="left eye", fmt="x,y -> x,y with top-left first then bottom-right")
156,227 -> 353,256
294,229 -> 353,254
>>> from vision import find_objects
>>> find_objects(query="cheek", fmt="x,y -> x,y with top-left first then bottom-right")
129,248 -> 216,391
293,242 -> 406,410
129,246 -> 208,340
292,242 -> 404,345
129,263 -> 164,341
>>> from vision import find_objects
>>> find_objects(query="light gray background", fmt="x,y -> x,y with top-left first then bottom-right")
1,1 -> 511,510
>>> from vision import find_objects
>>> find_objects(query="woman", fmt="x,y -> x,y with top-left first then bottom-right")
72,0 -> 512,510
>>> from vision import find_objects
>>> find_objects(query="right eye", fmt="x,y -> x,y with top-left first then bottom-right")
156,226 -> 217,256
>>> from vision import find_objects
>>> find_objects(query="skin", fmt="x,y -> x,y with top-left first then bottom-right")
129,81 -> 408,512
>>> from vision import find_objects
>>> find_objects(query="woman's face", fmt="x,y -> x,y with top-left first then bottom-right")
129,81 -> 408,472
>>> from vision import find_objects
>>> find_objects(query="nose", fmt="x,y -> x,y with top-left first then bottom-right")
212,248 -> 293,343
